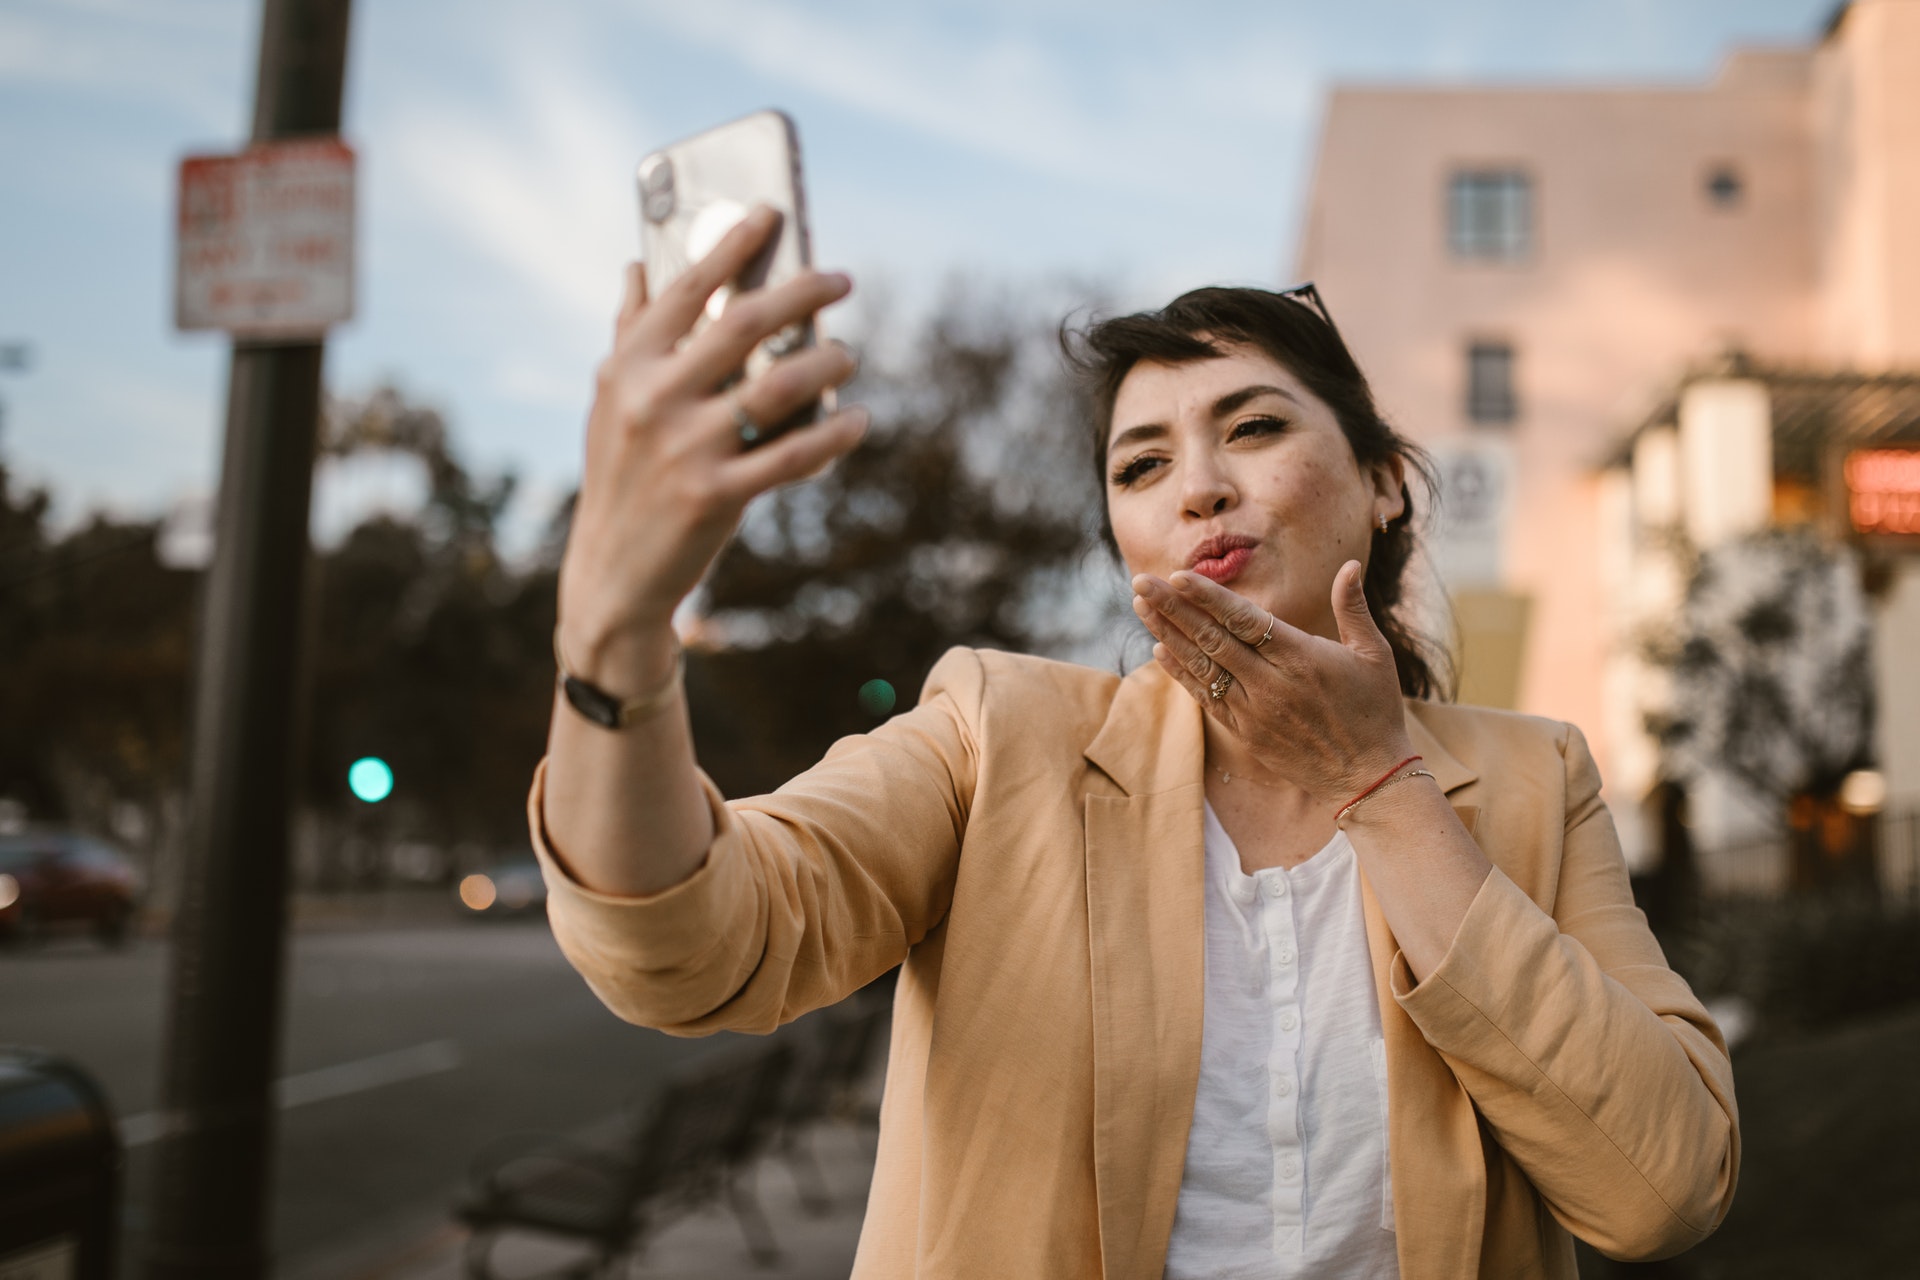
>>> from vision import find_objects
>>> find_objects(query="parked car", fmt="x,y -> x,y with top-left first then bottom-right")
454,853 -> 547,920
0,831 -> 142,947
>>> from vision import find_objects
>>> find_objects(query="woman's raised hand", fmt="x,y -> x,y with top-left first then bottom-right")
1130,561 -> 1416,808
558,206 -> 867,686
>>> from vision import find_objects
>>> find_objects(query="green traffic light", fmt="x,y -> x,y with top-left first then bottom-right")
348,756 -> 394,803
857,679 -> 896,716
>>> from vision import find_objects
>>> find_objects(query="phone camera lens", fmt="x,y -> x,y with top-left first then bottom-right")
638,155 -> 676,223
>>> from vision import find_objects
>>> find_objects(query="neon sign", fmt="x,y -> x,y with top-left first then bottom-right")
1845,448 -> 1920,537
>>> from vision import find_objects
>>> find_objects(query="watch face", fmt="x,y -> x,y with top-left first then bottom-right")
562,674 -> 623,729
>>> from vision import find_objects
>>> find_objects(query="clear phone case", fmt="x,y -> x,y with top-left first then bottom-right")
637,109 -> 826,443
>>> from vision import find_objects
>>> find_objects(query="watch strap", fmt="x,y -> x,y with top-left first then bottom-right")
553,626 -> 684,730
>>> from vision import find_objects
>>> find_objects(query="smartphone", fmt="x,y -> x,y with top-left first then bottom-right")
637,109 -> 826,444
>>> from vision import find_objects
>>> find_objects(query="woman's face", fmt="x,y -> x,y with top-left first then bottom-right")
1104,342 -> 1404,642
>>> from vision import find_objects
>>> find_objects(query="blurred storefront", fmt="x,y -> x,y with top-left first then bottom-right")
1294,0 -> 1920,877
1601,360 -> 1920,893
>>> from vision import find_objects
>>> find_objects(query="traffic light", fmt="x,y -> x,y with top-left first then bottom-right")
857,679 -> 896,716
347,756 -> 393,804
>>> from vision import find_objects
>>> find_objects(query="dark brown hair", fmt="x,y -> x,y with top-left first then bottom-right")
1062,285 -> 1451,700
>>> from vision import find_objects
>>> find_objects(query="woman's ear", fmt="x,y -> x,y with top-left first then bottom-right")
1371,455 -> 1407,523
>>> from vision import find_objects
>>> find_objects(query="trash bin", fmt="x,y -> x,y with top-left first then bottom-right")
0,1049 -> 119,1280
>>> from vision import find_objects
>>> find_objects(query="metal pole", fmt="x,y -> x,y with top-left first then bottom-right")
144,3 -> 350,1278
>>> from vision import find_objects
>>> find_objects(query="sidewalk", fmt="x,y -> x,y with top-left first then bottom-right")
353,1119 -> 874,1280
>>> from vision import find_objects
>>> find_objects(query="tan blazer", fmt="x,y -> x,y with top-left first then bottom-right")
531,647 -> 1739,1279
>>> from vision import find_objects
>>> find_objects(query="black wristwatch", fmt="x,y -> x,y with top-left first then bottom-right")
553,627 -> 685,730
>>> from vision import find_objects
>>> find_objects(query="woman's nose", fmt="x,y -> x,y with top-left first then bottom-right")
1181,459 -> 1236,519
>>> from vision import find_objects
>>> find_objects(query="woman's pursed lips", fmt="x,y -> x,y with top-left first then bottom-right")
1192,545 -> 1254,583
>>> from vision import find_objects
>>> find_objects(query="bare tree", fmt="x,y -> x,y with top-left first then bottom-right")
685,282 -> 1109,796
0,428 -> 197,851
303,386 -> 551,877
0,282 -> 1119,881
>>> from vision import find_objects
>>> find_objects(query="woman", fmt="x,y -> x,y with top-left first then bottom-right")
535,207 -> 1738,1279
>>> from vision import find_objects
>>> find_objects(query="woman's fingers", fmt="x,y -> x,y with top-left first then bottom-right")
1328,560 -> 1389,656
728,341 -> 858,436
1166,571 -> 1299,651
717,405 -> 870,500
615,261 -> 647,334
631,205 -> 783,354
1131,575 -> 1265,681
671,269 -> 853,396
1133,592 -> 1219,684
1152,642 -> 1222,709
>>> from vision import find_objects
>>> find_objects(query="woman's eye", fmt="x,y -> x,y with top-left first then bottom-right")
1230,415 -> 1287,440
1111,455 -> 1165,487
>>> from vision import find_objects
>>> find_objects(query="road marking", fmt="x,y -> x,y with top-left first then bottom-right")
275,1038 -> 463,1109
119,1039 -> 463,1147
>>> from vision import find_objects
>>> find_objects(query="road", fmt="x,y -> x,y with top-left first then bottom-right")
0,910 -> 759,1278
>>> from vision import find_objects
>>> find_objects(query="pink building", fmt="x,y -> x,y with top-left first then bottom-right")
1294,0 -> 1920,868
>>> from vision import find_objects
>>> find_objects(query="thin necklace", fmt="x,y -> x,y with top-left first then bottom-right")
1211,761 -> 1286,789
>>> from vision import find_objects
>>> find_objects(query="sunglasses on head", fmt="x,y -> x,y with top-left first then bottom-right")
1276,281 -> 1343,346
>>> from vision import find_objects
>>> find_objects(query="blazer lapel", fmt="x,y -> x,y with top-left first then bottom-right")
1363,699 -> 1486,1280
1079,685 -> 1494,1280
1083,661 -> 1207,1280
1405,698 -> 1476,797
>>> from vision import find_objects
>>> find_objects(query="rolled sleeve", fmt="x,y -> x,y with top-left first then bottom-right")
530,760 -> 771,1029
1388,726 -> 1739,1262
528,646 -> 984,1038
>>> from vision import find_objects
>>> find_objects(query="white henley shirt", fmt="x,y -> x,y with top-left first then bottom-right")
1161,802 -> 1399,1279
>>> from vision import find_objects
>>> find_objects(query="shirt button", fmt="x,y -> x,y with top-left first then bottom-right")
1266,877 -> 1288,899
1280,1157 -> 1300,1180
1279,1010 -> 1298,1032
1274,1075 -> 1294,1096
1275,947 -> 1295,966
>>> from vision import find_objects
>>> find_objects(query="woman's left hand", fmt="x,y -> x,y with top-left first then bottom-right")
1131,560 -> 1416,808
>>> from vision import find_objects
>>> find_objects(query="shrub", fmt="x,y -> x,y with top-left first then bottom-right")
1667,893 -> 1920,1038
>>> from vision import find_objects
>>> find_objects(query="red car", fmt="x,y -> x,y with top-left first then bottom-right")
0,832 -> 142,946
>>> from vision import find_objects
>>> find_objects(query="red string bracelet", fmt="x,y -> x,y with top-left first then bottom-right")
1335,754 -> 1422,822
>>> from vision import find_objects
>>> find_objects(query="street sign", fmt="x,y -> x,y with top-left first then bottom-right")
175,138 -> 355,339
1427,437 -> 1514,589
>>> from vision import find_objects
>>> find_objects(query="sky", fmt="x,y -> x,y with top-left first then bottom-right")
0,0 -> 1839,552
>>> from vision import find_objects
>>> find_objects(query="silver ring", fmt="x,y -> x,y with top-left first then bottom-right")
1252,616 -> 1275,649
1208,667 -> 1234,700
730,398 -> 764,446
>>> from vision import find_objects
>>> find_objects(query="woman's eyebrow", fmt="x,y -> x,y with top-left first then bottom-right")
1106,422 -> 1167,457
1211,384 -> 1300,417
1106,385 -> 1300,457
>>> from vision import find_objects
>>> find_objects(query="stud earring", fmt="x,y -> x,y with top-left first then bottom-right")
1376,513 -> 1390,534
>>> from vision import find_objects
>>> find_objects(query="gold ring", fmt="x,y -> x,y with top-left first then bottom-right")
1252,617 -> 1275,649
1208,667 -> 1234,700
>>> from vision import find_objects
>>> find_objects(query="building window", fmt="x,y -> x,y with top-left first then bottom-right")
1467,341 -> 1517,424
1449,169 -> 1531,260
1704,163 -> 1744,209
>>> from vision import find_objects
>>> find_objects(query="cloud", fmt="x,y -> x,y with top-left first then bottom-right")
491,356 -> 594,412
9,363 -> 219,526
630,0 -> 1318,193
0,0 -> 246,132
380,49 -> 649,334
640,1 -> 1113,181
